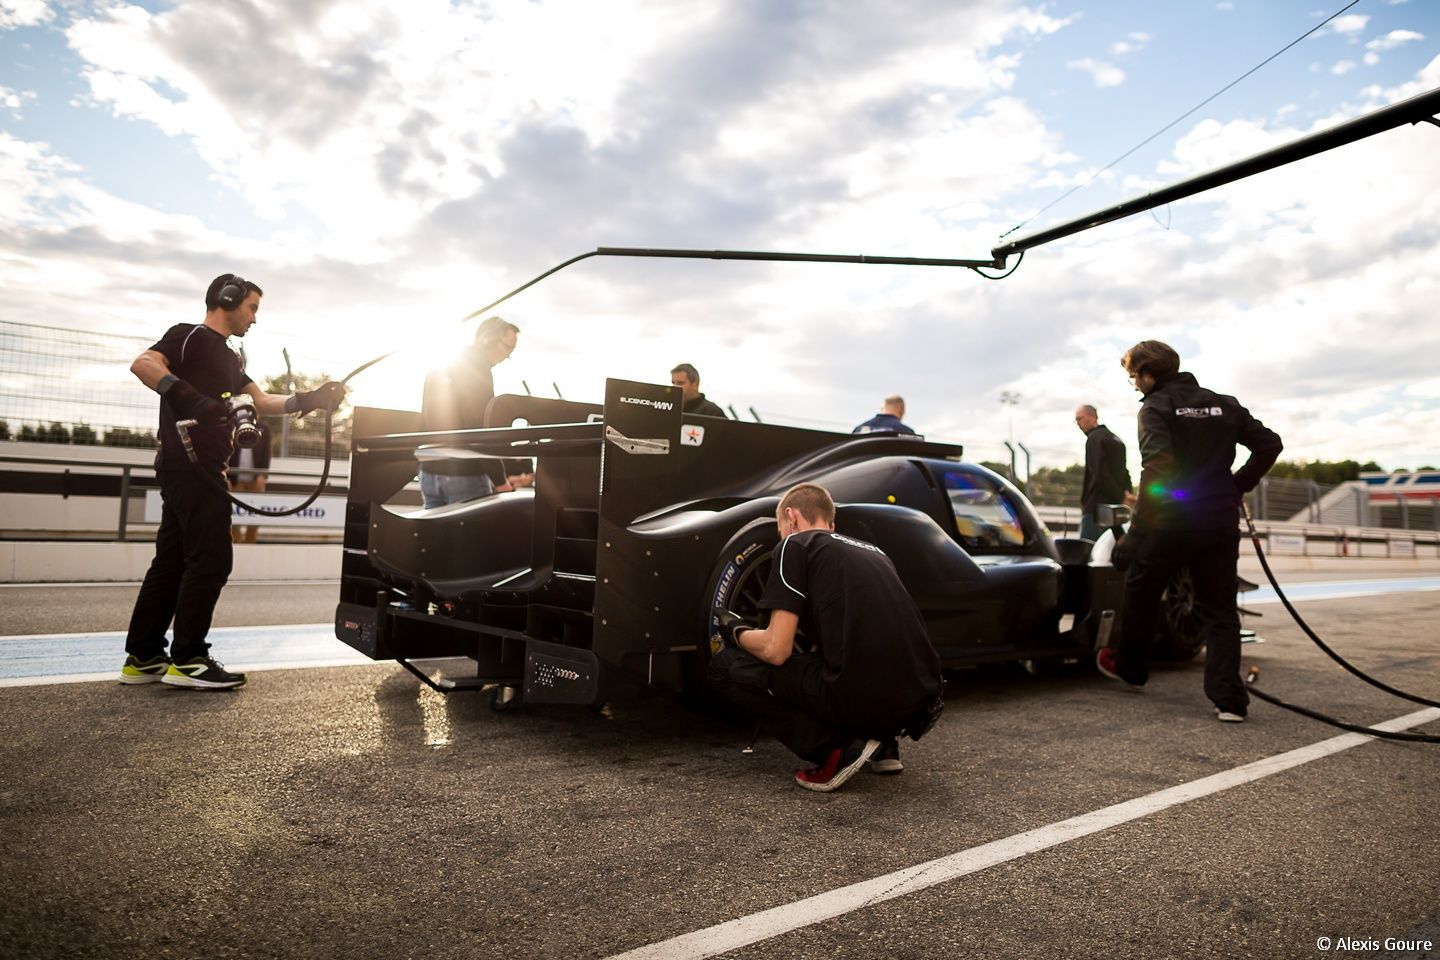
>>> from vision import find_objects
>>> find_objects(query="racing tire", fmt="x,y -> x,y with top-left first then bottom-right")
674,521 -> 781,712
701,520 -> 781,665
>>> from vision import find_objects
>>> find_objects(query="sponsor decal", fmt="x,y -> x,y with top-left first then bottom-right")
682,424 -> 706,446
619,396 -> 675,411
716,562 -> 738,600
830,532 -> 885,554
1175,406 -> 1223,418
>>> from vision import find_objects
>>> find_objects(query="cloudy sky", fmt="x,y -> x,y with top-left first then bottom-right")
2,0 -> 1438,470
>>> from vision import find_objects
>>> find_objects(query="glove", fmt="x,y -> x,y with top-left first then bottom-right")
164,379 -> 227,425
296,381 -> 346,415
1111,531 -> 1143,573
715,609 -> 758,648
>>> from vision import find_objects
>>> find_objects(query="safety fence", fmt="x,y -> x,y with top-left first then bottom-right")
0,321 -> 158,447
0,450 -> 365,543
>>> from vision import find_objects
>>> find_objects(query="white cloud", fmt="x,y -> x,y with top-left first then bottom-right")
0,84 -> 35,117
1367,28 -> 1426,51
1066,57 -> 1125,87
1331,60 -> 1357,75
1331,14 -> 1370,35
1107,30 -> 1150,60
0,0 -> 50,29
1363,28 -> 1425,67
3,1 -> 1439,469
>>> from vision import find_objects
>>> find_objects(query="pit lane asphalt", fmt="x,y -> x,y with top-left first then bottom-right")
1,588 -> 1437,959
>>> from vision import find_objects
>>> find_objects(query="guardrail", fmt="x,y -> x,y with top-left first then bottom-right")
0,451 -> 352,541
1034,506 -> 1440,558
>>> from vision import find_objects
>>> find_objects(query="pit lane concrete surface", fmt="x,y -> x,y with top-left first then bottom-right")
1,572 -> 1438,960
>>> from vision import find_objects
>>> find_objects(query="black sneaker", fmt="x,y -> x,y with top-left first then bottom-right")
118,654 -> 170,684
162,656 -> 246,690
795,738 -> 880,793
868,738 -> 903,774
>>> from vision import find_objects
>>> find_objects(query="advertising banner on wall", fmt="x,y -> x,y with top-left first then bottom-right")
145,490 -> 346,528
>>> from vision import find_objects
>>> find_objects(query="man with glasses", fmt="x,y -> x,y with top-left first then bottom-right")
670,363 -> 726,418
1096,340 -> 1282,722
419,316 -> 521,508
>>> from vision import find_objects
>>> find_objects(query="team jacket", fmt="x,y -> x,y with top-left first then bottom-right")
1081,424 -> 1132,511
1132,371 -> 1283,534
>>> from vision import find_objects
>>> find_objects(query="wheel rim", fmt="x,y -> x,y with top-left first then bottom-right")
728,548 -> 774,622
1162,567 -> 1201,648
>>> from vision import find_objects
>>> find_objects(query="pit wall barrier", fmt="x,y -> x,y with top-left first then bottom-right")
1036,508 -> 1440,561
0,542 -> 342,584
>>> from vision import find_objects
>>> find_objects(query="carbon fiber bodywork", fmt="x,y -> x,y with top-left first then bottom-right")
335,379 -> 1129,704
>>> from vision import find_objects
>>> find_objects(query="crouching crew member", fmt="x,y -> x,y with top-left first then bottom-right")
708,483 -> 944,792
120,273 -> 346,690
1097,340 -> 1282,721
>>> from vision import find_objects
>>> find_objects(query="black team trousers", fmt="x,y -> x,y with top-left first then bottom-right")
125,467 -> 234,664
1114,525 -> 1249,715
708,648 -> 864,763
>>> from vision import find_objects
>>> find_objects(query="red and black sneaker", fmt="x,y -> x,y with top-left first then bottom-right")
795,738 -> 880,793
1096,647 -> 1142,690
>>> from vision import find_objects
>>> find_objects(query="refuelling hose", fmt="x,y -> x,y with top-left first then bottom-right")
1240,503 -> 1440,743
175,408 -> 336,517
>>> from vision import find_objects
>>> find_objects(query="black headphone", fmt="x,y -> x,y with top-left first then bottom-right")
214,275 -> 250,310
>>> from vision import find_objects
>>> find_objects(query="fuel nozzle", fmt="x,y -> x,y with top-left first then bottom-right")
222,392 -> 262,449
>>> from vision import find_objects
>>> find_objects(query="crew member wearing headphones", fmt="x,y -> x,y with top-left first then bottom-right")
419,316 -> 531,508
119,273 -> 346,690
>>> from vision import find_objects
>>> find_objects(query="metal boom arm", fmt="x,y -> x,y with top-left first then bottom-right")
990,85 -> 1440,262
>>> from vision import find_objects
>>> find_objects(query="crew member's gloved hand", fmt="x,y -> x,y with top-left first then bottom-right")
715,609 -> 758,648
296,381 -> 347,415
164,379 -> 227,425
1111,531 -> 1143,572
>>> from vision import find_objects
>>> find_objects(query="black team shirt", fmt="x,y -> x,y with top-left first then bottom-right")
759,528 -> 942,729
150,323 -> 252,473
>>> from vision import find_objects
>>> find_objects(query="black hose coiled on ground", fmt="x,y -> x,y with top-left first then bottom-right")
1241,504 -> 1440,743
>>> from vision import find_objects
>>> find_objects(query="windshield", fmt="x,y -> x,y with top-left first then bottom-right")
942,469 -> 1027,550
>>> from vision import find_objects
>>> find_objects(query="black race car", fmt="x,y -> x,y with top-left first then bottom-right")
335,378 -> 1233,707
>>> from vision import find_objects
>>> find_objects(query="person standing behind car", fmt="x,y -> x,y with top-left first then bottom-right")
853,395 -> 916,435
1096,341 -> 1282,723
419,316 -> 520,508
670,363 -> 727,417
1074,404 -> 1132,541
708,483 -> 944,793
121,273 -> 346,690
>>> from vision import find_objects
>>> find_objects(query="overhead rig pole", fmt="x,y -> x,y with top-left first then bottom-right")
594,247 -> 1003,269
990,85 -> 1440,263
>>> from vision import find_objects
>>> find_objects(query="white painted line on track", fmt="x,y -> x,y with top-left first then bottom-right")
0,622 -> 329,642
1246,577 -> 1440,605
604,706 -> 1440,960
0,658 -> 390,687
0,579 -> 340,589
